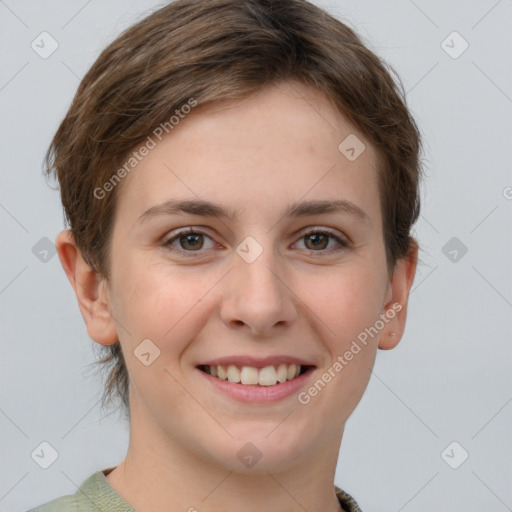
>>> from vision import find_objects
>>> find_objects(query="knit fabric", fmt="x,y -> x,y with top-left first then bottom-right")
27,468 -> 362,512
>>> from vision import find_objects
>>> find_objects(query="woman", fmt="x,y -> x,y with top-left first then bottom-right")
28,0 -> 422,510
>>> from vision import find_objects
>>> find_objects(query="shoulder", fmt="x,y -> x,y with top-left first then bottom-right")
25,471 -> 106,512
25,494 -> 82,512
335,485 -> 364,512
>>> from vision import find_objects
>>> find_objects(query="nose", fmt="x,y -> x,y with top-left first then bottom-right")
219,242 -> 298,337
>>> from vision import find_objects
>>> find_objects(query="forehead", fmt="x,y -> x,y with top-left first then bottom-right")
114,81 -> 382,228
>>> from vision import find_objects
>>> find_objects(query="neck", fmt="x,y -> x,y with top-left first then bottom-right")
106,406 -> 345,512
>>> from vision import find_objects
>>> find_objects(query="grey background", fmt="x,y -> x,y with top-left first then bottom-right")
1,0 -> 511,511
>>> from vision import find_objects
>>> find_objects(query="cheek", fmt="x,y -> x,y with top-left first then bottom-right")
296,263 -> 385,411
302,262 -> 387,344
111,267 -> 209,403
112,259 -> 209,351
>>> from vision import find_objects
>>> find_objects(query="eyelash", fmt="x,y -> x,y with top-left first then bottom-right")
163,227 -> 349,258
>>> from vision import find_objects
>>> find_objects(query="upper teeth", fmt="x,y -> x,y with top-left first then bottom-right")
206,363 -> 302,386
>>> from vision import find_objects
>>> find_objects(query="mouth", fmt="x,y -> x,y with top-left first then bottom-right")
197,363 -> 313,387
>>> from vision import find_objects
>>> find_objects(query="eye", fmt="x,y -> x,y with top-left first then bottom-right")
294,228 -> 349,254
164,228 -> 216,256
163,226 -> 349,258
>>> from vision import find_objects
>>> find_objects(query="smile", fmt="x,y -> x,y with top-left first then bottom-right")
198,363 -> 310,386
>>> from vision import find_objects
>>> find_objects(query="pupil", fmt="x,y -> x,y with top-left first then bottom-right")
181,233 -> 202,250
308,233 -> 327,250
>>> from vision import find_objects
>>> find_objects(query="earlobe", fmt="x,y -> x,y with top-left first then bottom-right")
55,230 -> 118,346
378,241 -> 419,350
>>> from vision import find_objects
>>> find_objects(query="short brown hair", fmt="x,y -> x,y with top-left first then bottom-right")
45,0 -> 423,418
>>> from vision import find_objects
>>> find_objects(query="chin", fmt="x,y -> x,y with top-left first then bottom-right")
201,428 -> 310,475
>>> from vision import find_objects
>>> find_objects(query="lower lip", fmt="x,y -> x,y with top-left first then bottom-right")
196,367 -> 315,404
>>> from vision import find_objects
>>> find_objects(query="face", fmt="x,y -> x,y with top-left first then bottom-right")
61,80 -> 416,474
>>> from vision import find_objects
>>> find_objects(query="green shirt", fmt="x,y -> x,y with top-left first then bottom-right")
27,467 -> 363,512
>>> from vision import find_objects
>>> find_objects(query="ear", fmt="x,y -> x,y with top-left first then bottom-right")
55,230 -> 118,346
378,240 -> 419,350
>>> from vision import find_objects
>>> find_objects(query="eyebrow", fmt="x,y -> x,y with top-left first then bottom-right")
138,198 -> 371,225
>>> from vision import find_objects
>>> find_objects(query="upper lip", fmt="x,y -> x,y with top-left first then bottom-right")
199,355 -> 316,368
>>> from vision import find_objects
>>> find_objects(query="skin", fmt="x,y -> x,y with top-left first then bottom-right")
57,80 -> 417,512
